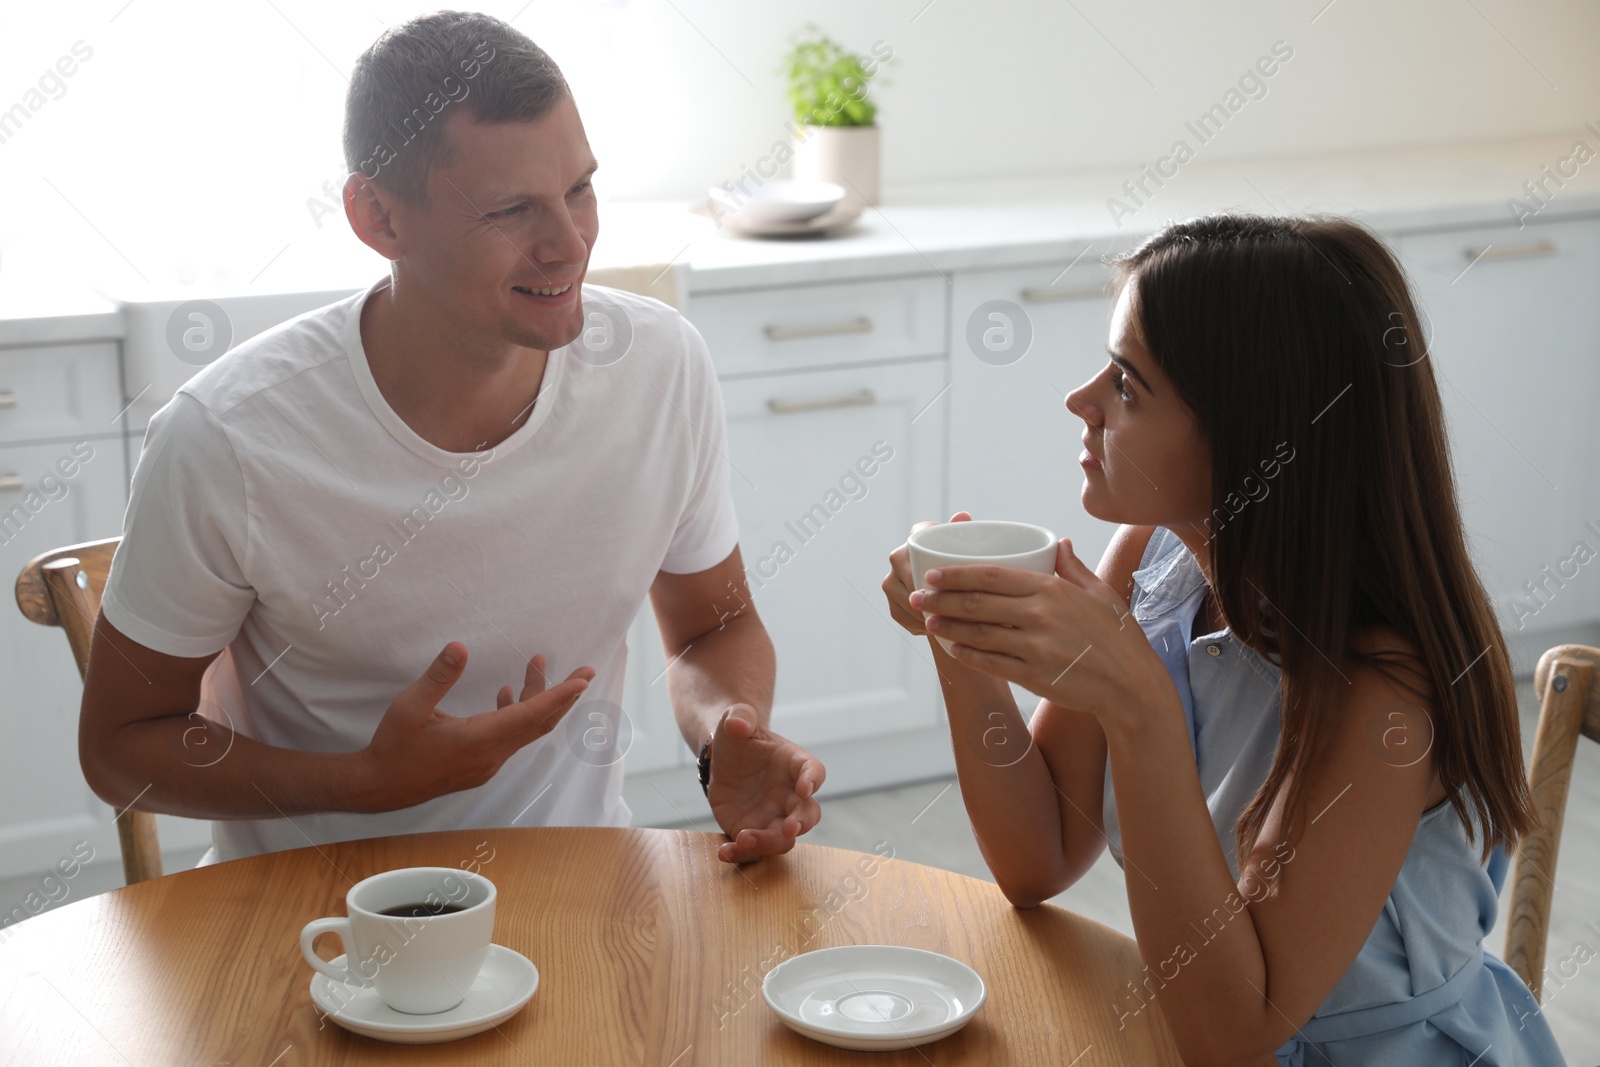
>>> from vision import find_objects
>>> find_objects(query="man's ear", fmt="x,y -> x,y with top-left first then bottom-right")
345,174 -> 403,262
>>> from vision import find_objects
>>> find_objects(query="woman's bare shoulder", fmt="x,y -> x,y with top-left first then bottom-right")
1345,624 -> 1447,809
1097,524 -> 1160,608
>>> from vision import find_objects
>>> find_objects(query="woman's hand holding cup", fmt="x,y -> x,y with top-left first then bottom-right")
882,512 -> 974,639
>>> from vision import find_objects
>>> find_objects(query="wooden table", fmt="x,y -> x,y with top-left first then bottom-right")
0,827 -> 1180,1065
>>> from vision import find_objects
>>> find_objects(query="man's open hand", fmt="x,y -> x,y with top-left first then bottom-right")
355,643 -> 595,812
706,705 -> 825,864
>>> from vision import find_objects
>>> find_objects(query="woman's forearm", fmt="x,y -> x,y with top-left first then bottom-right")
1102,678 -> 1275,1059
931,639 -> 1076,906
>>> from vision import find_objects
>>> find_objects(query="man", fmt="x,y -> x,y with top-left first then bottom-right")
78,10 -> 823,866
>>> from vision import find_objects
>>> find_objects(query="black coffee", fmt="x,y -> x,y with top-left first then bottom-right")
378,902 -> 467,918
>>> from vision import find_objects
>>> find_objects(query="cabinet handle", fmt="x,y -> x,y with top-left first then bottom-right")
763,316 -> 873,341
767,388 -> 877,415
1463,240 -> 1557,262
0,474 -> 24,492
0,390 -> 16,410
1019,284 -> 1107,303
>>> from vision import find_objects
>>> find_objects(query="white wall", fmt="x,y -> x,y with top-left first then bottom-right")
1,0 -> 1596,299
575,0 -> 1600,195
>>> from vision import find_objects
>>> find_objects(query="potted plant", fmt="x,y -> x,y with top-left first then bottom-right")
782,29 -> 893,207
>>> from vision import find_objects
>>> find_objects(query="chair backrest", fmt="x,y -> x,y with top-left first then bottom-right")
1502,643 -> 1600,1000
584,262 -> 682,310
14,536 -> 163,885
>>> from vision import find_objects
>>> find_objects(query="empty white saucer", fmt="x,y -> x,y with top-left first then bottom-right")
309,944 -> 539,1044
690,189 -> 863,238
707,179 -> 845,224
762,945 -> 986,1051
720,198 -> 863,238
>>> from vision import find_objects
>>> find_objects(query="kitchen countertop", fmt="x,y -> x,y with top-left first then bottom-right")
4,130 -> 1597,347
613,131 -> 1600,292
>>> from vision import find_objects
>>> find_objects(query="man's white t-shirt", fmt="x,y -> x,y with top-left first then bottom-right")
101,278 -> 740,863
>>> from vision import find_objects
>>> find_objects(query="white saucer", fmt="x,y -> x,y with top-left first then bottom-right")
689,198 -> 864,238
707,179 -> 846,224
309,944 -> 539,1044
762,945 -> 986,1051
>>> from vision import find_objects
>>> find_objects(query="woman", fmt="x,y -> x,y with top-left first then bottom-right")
881,214 -> 1564,1066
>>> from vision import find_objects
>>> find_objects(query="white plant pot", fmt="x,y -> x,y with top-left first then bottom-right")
791,125 -> 880,208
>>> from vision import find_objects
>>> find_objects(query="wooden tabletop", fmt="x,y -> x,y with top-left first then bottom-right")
0,827 -> 1180,1065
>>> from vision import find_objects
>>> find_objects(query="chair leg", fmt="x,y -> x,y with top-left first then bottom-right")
116,809 -> 164,885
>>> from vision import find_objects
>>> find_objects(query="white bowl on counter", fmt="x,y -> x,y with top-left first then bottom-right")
707,180 -> 846,225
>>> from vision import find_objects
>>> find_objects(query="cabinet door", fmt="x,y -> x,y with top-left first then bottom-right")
1397,218 -> 1600,636
625,361 -> 947,755
948,256 -> 1124,574
0,342 -> 122,445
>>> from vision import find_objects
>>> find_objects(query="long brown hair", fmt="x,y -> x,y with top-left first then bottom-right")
1108,213 -> 1536,863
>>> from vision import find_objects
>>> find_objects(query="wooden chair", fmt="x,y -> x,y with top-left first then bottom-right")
585,261 -> 683,310
1502,642 -> 1600,1000
14,536 -> 163,885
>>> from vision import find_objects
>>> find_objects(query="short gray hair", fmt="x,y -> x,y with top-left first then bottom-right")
343,10 -> 570,204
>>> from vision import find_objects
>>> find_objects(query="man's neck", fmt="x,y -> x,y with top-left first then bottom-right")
360,278 -> 551,454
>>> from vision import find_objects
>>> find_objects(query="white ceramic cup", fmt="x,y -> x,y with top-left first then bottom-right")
300,866 -> 496,1015
907,520 -> 1059,655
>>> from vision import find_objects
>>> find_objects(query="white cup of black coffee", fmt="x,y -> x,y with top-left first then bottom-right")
300,866 -> 496,1014
907,520 -> 1059,654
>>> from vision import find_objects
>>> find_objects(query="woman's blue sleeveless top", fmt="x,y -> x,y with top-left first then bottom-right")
1099,527 -> 1565,1065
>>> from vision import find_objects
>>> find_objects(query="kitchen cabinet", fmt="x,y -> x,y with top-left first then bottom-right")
621,360 -> 949,772
621,282 -> 956,824
946,251 -> 1128,574
0,340 -> 210,883
717,359 -> 946,744
1397,217 -> 1600,668
942,252 -> 1134,718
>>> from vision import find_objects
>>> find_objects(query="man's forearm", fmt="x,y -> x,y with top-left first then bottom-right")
662,613 -> 776,748
85,716 -> 375,820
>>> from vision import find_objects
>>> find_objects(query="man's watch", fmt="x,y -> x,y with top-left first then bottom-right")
697,737 -> 713,797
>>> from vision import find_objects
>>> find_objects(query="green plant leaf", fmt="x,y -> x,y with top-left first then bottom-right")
780,28 -> 882,127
